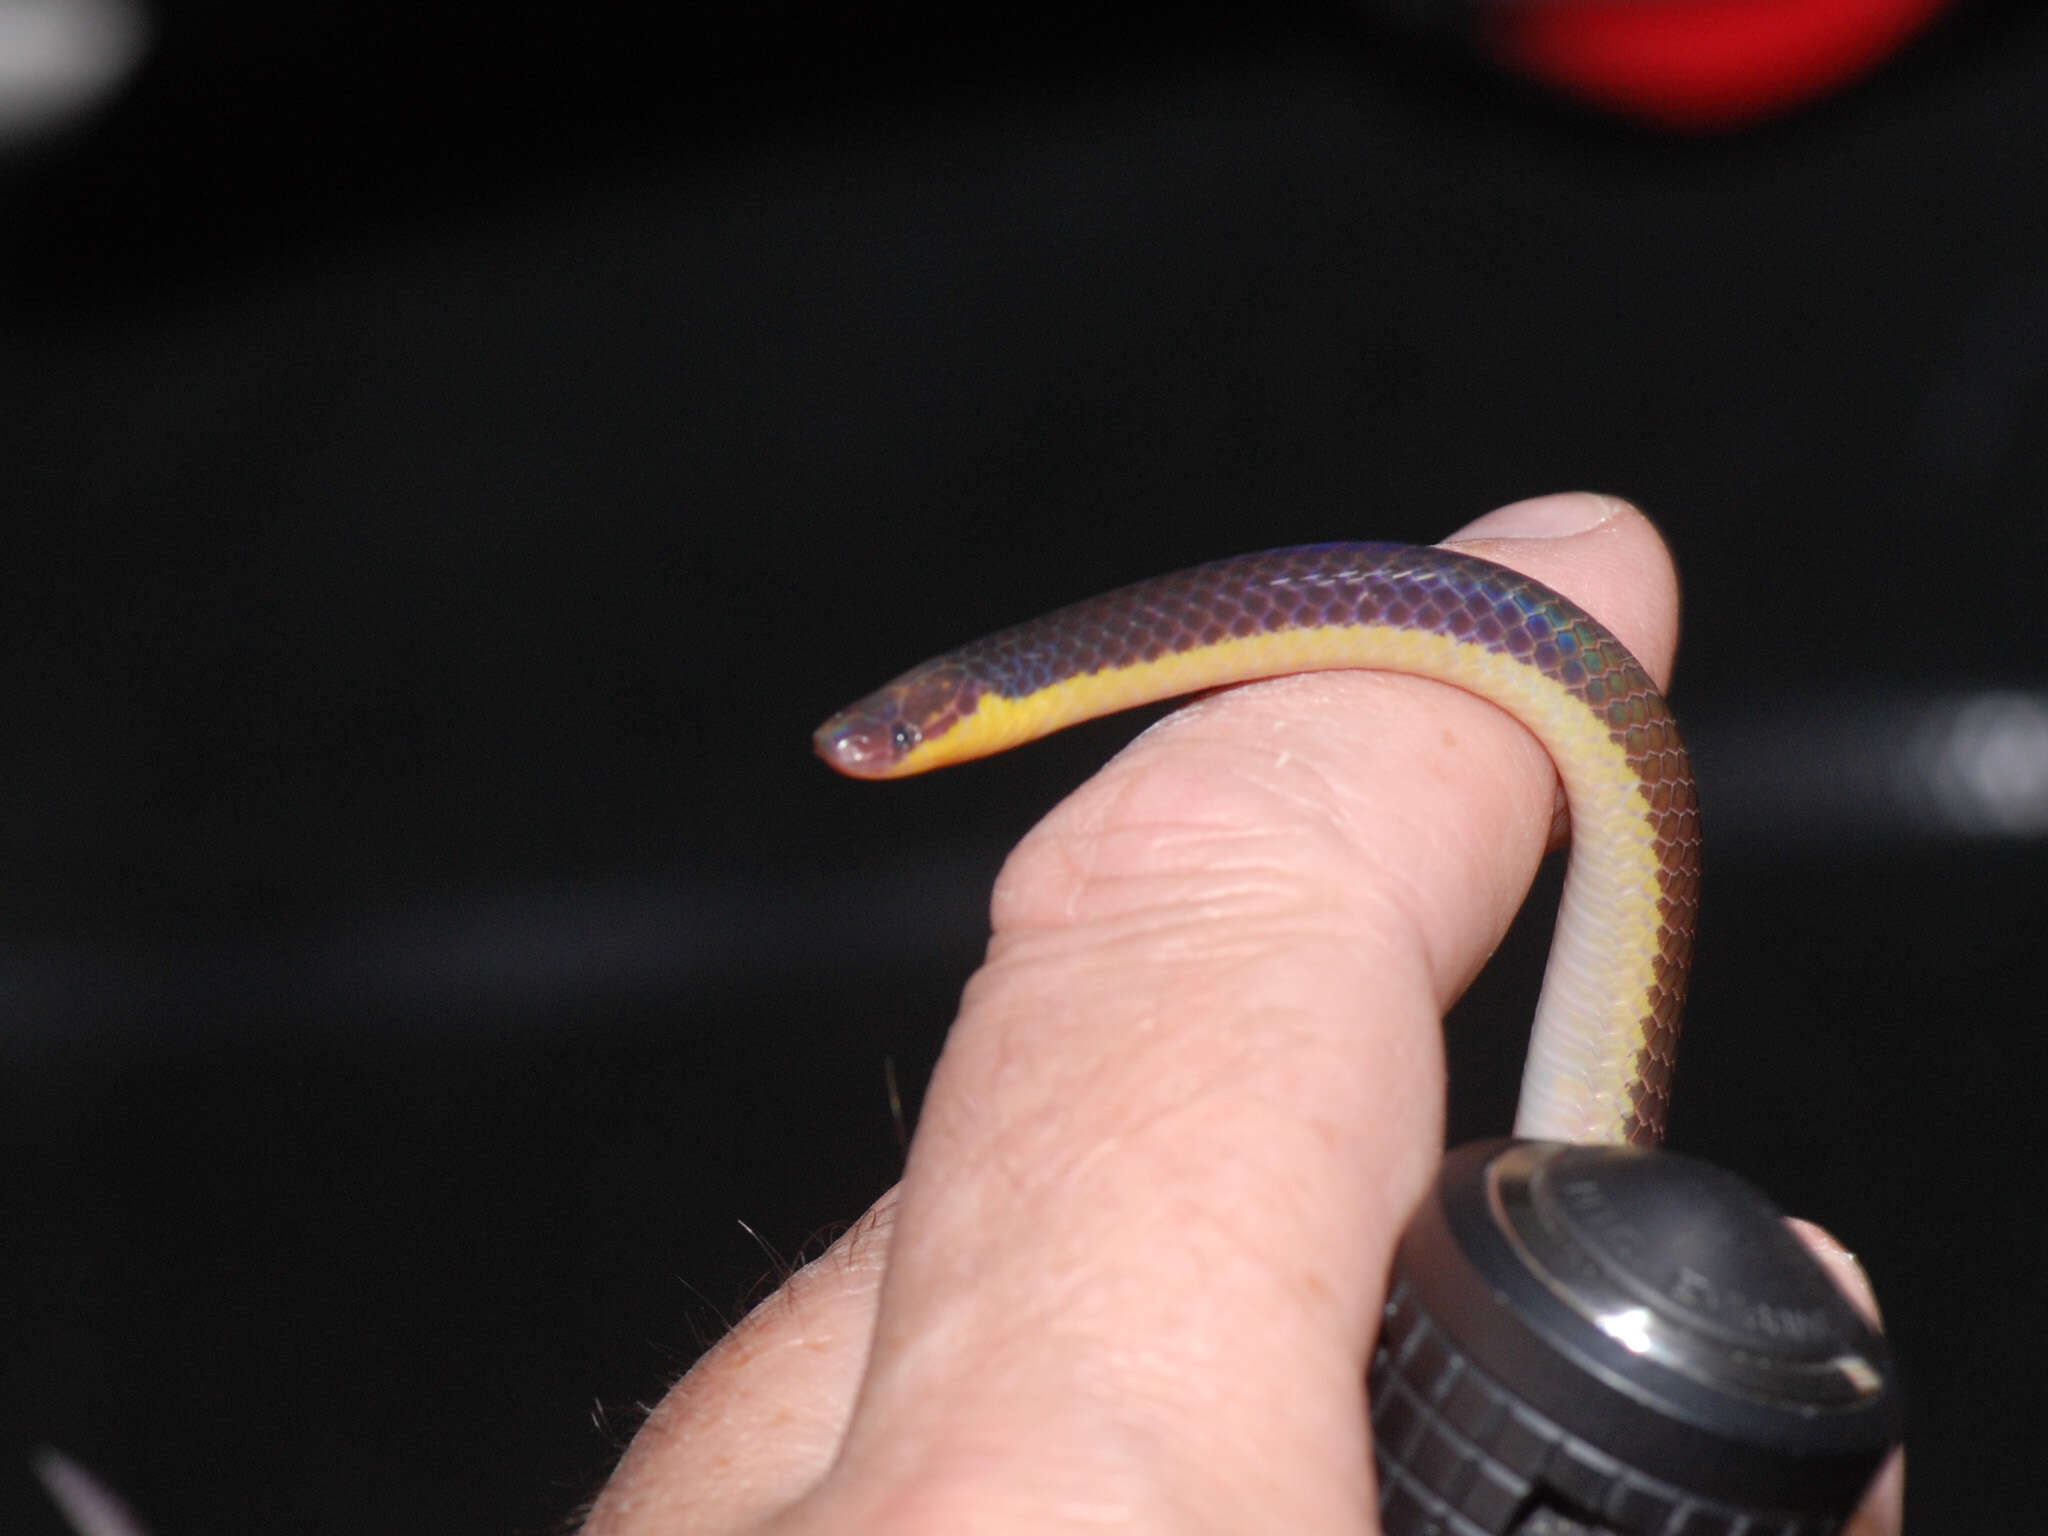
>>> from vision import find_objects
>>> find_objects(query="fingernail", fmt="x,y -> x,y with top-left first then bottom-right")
1449,493 -> 1629,543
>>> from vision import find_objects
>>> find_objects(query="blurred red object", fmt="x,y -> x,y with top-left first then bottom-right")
1480,0 -> 1961,129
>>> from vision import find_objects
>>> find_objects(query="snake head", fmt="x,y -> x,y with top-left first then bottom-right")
813,697 -> 921,778
813,662 -> 984,779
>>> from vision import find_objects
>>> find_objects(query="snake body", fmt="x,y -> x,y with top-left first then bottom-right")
814,543 -> 1698,1146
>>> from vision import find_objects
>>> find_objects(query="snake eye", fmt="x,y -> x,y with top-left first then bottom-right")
890,720 -> 921,755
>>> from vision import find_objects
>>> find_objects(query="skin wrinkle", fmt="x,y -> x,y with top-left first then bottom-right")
834,1256 -> 1250,1518
847,1191 -> 1367,1536
955,947 -> 1377,1223
1137,705 -> 1365,839
1296,683 -> 1557,1002
821,1408 -> 1251,1536
969,921 -> 1390,1086
990,790 -> 1391,987
914,956 -> 1433,1432
959,898 -> 1447,1297
993,787 -> 1321,937
837,1350 -> 1367,1536
998,850 -> 1348,953
991,861 -> 1390,975
1041,670 -> 1559,1017
995,772 -> 1434,999
897,919 -> 1421,1392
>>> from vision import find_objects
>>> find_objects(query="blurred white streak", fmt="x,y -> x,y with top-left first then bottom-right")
0,0 -> 149,141
0,851 -> 1007,1051
1694,687 -> 2048,852
30,1446 -> 154,1536
1910,691 -> 2048,836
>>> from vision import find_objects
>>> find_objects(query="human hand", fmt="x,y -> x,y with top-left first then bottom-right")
580,494 -> 1901,1536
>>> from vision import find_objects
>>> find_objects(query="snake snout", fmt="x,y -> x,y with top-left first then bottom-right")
813,705 -> 909,778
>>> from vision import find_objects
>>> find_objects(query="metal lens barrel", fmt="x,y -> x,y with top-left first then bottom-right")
1369,1141 -> 1903,1536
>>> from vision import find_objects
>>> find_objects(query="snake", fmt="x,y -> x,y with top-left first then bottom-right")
813,542 -> 1698,1146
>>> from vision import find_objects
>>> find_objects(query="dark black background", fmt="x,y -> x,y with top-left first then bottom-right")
6,2 -> 2043,1529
